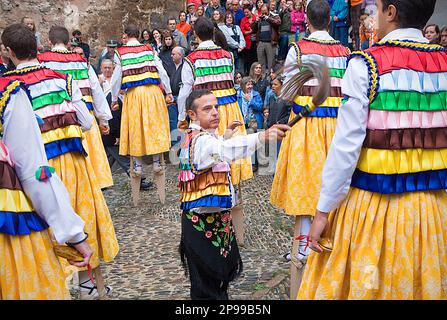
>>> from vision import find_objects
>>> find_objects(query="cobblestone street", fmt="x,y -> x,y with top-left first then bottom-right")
74,161 -> 297,300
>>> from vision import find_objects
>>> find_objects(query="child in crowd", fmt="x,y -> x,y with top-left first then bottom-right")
291,0 -> 306,42
234,71 -> 243,91
359,13 -> 378,49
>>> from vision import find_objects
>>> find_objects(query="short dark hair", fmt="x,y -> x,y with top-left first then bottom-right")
1,23 -> 37,60
244,4 -> 253,11
186,89 -> 214,112
124,24 -> 140,38
168,17 -> 177,24
306,0 -> 330,31
72,29 -> 82,37
141,29 -> 150,40
161,30 -> 176,49
49,26 -> 70,45
194,17 -> 215,41
381,0 -> 436,29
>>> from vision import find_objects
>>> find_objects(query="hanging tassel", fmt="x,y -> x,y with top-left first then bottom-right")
35,165 -> 56,181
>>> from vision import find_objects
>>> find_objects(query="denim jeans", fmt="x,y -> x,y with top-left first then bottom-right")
278,34 -> 290,61
334,26 -> 349,47
168,103 -> 180,145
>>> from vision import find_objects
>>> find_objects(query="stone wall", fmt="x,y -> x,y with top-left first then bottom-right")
0,0 -> 185,61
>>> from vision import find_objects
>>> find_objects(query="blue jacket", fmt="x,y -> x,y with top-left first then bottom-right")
330,0 -> 349,27
237,89 -> 264,129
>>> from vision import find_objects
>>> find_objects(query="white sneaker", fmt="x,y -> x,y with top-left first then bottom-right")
80,281 -> 113,300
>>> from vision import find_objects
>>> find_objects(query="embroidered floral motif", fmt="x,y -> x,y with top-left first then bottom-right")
186,210 -> 235,257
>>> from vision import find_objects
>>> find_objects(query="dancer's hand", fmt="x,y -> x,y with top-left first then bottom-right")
99,124 -> 110,135
308,210 -> 329,253
178,120 -> 189,130
70,242 -> 93,268
166,94 -> 174,104
224,120 -> 243,139
259,124 -> 290,142
111,101 -> 119,111
227,120 -> 243,131
114,138 -> 120,145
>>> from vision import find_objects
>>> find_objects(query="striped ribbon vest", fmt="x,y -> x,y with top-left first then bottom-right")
0,79 -> 49,235
178,129 -> 232,210
116,44 -> 161,90
38,50 -> 94,111
350,40 -> 447,194
3,66 -> 86,161
185,47 -> 237,106
289,38 -> 350,117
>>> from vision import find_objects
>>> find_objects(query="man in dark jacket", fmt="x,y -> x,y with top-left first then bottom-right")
251,3 -> 281,72
278,0 -> 294,62
167,46 -> 185,146
72,30 -> 91,60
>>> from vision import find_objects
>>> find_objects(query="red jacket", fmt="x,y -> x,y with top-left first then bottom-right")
240,16 -> 255,50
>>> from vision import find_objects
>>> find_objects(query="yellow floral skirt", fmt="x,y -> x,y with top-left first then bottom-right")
82,112 -> 113,189
49,152 -> 119,271
0,230 -> 70,300
119,84 -> 171,157
270,114 -> 337,216
298,188 -> 447,300
216,101 -> 253,186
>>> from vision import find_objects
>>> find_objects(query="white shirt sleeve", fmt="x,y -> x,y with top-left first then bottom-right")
71,80 -> 94,130
2,89 -> 86,244
177,61 -> 194,121
237,26 -> 246,49
111,52 -> 123,103
88,65 -> 112,126
192,132 -> 262,170
316,56 -> 370,213
154,51 -> 172,94
284,45 -> 299,84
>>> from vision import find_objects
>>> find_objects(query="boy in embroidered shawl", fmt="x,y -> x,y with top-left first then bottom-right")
179,89 -> 289,300
2,24 -> 119,300
270,0 -> 350,299
110,24 -> 173,205
299,0 -> 447,299
0,75 -> 93,299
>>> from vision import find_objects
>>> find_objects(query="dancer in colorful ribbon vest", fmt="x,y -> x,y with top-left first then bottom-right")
2,24 -> 119,300
269,0 -> 350,299
38,26 -> 114,190
0,77 -> 93,299
111,24 -> 173,205
178,17 -> 253,247
179,89 -> 289,299
298,0 -> 447,299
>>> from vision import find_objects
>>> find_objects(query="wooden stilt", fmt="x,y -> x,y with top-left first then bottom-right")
129,157 -> 141,207
153,154 -> 166,204
289,216 -> 305,300
231,204 -> 245,247
92,266 -> 107,299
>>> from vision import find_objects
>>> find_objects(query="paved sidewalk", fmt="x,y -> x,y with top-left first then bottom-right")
73,163 -> 296,300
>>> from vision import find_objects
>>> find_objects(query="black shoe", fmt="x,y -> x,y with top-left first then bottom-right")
140,179 -> 154,190
252,165 -> 258,172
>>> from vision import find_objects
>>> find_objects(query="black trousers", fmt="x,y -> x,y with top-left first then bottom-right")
180,210 -> 243,300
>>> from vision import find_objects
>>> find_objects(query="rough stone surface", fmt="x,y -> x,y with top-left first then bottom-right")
69,161 -> 300,300
0,0 -> 185,61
